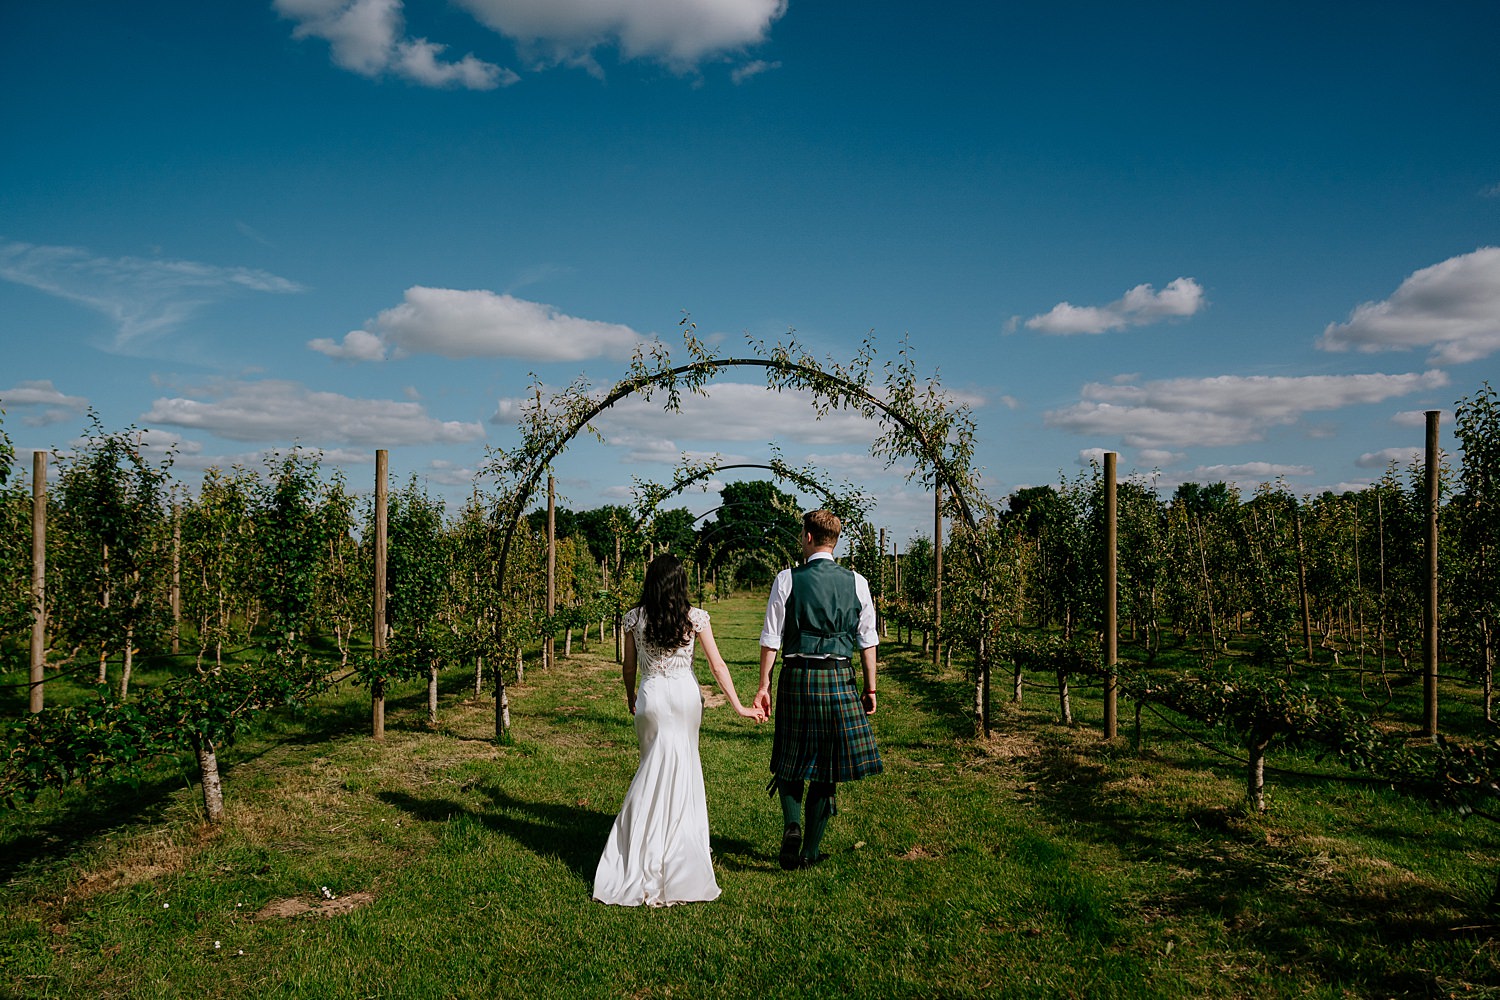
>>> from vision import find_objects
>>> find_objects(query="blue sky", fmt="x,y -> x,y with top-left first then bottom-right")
2,1 -> 1497,544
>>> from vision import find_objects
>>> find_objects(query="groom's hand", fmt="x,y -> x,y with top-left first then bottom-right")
753,688 -> 772,716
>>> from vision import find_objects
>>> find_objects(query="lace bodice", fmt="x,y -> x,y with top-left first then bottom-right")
624,606 -> 710,679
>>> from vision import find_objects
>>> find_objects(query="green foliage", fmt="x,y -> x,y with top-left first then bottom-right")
0,649 -> 331,807
179,465 -> 256,667
699,480 -> 801,587
48,413 -> 174,675
0,413 -> 31,667
251,452 -> 332,649
1449,382 -> 1499,687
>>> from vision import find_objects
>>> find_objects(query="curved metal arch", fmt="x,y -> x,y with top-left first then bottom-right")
496,357 -> 979,591
630,462 -> 860,537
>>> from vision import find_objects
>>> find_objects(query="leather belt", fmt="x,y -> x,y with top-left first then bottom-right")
784,655 -> 852,669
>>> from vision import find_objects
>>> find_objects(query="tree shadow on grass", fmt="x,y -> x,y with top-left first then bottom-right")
1013,729 -> 1500,995
379,786 -> 768,885
879,650 -> 976,745
380,786 -> 615,881
0,767 -> 190,886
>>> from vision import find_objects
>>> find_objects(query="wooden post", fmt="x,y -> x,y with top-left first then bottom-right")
1423,409 -> 1440,740
1103,452 -> 1118,740
546,474 -> 556,670
373,449 -> 388,740
878,527 -> 887,637
933,481 -> 943,669
29,451 -> 47,715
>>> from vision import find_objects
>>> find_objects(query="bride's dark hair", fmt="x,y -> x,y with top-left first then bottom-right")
638,553 -> 694,650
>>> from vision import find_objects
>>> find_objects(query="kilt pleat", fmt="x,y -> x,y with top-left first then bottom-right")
770,659 -> 883,784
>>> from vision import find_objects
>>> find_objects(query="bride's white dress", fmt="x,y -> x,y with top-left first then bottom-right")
592,606 -> 721,906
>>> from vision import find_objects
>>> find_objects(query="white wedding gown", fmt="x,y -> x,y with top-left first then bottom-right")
592,606 -> 721,906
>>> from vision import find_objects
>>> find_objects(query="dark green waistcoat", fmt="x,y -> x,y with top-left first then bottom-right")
782,559 -> 860,658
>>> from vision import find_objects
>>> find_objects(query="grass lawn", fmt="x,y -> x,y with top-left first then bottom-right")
2,594 -> 1499,998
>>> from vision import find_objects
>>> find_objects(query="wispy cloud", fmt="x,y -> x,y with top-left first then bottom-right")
1022,277 -> 1206,335
311,286 -> 648,362
1045,370 -> 1449,449
142,378 -> 485,446
1317,246 -> 1500,364
1187,461 -> 1313,480
0,239 -> 302,352
731,58 -> 780,84
275,0 -> 516,89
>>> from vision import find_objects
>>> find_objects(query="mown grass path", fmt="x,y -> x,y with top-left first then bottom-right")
3,596 -> 1499,998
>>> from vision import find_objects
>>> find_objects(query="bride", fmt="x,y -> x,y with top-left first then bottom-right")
593,554 -> 765,906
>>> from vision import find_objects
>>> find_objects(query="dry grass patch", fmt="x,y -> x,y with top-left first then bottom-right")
251,891 -> 375,920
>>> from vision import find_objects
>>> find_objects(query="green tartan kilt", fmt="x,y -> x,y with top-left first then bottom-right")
770,658 -> 883,784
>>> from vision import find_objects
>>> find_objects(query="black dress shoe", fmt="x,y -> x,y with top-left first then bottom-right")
779,823 -> 803,870
797,852 -> 830,870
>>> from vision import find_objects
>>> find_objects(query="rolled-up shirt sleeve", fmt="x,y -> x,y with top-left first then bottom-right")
855,572 -> 879,650
759,568 -> 794,648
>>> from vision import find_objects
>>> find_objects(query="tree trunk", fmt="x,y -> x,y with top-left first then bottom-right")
427,662 -> 439,725
565,627 -> 573,658
474,654 -> 484,699
196,737 -> 225,824
1057,669 -> 1072,724
1013,659 -> 1024,704
495,669 -> 510,742
1247,740 -> 1268,812
119,627 -> 134,701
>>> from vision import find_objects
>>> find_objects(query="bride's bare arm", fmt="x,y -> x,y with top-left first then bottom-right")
622,631 -> 638,715
697,622 -> 766,722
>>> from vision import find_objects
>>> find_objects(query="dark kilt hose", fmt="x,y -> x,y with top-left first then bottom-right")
771,655 -> 882,784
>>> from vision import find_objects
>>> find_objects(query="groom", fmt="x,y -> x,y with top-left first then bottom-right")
755,509 -> 882,870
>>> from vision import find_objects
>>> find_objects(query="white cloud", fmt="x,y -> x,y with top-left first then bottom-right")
1045,370 -> 1449,449
326,286 -> 647,362
457,0 -> 787,69
1392,408 -> 1446,428
1077,448 -> 1109,467
142,379 -> 485,446
0,239 -> 301,351
309,328 -> 388,361
1356,447 -> 1423,470
1025,277 -> 1206,335
277,0 -> 516,89
0,380 -> 90,426
1318,247 -> 1500,364
1135,448 -> 1183,467
424,458 -> 480,487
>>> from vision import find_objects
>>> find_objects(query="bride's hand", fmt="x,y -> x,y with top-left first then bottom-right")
736,704 -> 767,723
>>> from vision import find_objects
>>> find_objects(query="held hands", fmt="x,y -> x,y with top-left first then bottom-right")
735,702 -> 768,723
753,688 -> 772,717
